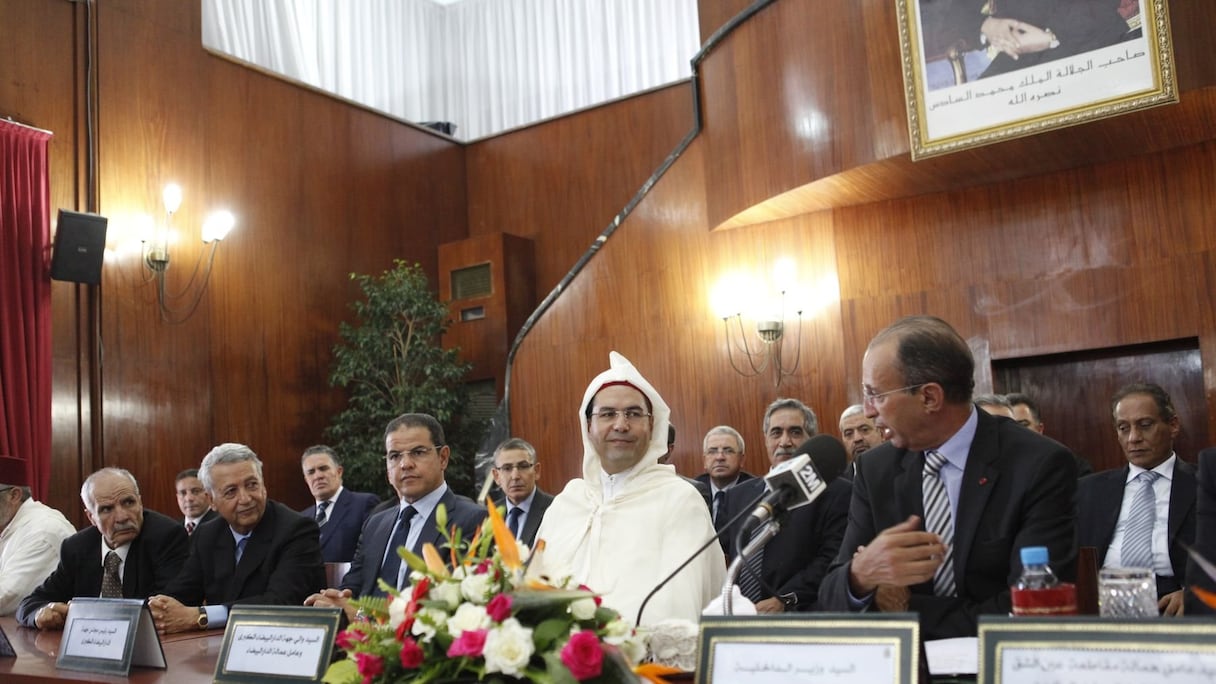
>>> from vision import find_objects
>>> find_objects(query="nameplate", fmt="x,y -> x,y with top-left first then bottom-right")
214,605 -> 342,683
0,621 -> 14,658
56,598 -> 165,676
697,613 -> 920,684
979,617 -> 1216,683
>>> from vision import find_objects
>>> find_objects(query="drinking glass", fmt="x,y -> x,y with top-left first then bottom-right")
1098,567 -> 1157,618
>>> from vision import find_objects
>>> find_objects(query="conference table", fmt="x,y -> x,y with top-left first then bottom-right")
0,617 -> 224,683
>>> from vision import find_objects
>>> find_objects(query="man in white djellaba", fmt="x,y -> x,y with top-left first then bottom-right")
536,352 -> 725,626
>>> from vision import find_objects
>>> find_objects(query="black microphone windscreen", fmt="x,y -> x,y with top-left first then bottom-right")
795,434 -> 848,483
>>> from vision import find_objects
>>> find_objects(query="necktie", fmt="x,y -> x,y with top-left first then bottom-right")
1121,470 -> 1161,569
185,521 -> 196,535
100,551 -> 123,598
507,507 -> 524,539
377,506 -> 418,592
315,500 -> 331,526
923,450 -> 957,596
712,491 -> 724,527
235,536 -> 248,566
737,523 -> 767,602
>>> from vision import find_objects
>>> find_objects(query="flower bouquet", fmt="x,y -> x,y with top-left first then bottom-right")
323,500 -> 648,683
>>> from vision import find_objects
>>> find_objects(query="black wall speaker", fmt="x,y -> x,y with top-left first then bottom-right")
50,209 -> 108,285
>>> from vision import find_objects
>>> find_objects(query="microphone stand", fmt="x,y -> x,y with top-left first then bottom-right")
721,519 -> 780,616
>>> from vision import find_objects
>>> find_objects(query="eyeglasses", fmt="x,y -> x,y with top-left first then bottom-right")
386,445 -> 442,464
862,384 -> 924,406
591,409 -> 652,424
705,447 -> 738,456
493,461 -> 536,474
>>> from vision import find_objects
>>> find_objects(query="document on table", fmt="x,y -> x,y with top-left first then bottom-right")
925,637 -> 978,676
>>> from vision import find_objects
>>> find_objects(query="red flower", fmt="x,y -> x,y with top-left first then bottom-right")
354,652 -> 384,683
578,584 -> 603,606
395,616 -> 415,642
336,628 -> 368,651
560,629 -> 604,680
486,593 -> 513,622
399,636 -> 425,669
446,628 -> 488,658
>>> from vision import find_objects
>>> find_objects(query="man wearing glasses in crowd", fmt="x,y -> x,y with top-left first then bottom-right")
490,437 -> 552,547
306,413 -> 486,618
819,316 -> 1078,639
537,352 -> 724,626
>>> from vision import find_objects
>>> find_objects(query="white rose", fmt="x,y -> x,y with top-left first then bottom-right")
569,597 -> 597,621
482,617 -> 535,676
602,617 -> 632,643
448,602 -> 490,637
387,595 -> 409,629
460,571 -> 495,604
410,606 -> 448,641
430,579 -> 462,610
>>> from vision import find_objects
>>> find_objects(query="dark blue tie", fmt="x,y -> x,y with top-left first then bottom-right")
507,507 -> 524,538
377,506 -> 417,592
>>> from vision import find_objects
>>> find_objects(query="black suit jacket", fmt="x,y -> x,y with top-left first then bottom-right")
1077,459 -> 1196,597
162,500 -> 325,608
341,487 -> 487,597
16,509 -> 189,626
818,409 -> 1078,640
182,509 -> 218,532
491,487 -> 554,548
1188,448 -> 1216,613
719,476 -> 851,609
300,489 -> 380,562
694,471 -> 756,489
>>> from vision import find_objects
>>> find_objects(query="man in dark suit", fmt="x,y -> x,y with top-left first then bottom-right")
819,316 -> 1078,640
299,445 -> 379,562
17,467 -> 189,629
720,399 -> 850,612
1077,383 -> 1195,616
838,404 -> 885,480
306,413 -> 487,617
695,425 -> 755,528
1187,447 -> 1216,614
149,443 -> 325,634
489,437 -> 552,547
1006,393 -> 1094,477
174,468 -> 217,534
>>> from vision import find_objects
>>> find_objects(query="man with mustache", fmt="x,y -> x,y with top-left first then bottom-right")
718,398 -> 851,613
838,404 -> 885,479
1076,383 -> 1195,616
149,443 -> 325,633
17,468 -> 188,629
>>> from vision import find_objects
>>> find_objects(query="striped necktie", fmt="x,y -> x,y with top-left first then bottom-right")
101,551 -> 123,598
315,500 -> 331,526
737,524 -> 767,602
1121,470 -> 1161,569
923,450 -> 956,596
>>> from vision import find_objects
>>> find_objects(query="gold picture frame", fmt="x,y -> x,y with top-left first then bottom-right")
897,0 -> 1178,160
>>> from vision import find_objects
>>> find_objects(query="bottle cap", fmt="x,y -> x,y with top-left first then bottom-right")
1020,546 -> 1049,565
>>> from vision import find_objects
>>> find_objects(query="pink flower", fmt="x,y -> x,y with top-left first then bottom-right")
486,593 -> 513,622
399,636 -> 425,669
447,628 -> 488,658
336,629 -> 368,651
354,652 -> 383,683
560,630 -> 604,680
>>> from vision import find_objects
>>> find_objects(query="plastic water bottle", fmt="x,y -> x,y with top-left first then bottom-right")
1010,546 -> 1076,615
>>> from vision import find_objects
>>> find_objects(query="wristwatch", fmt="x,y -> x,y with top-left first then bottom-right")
196,607 -> 209,630
778,592 -> 798,609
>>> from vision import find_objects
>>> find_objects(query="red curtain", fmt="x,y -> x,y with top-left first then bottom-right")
0,119 -> 53,497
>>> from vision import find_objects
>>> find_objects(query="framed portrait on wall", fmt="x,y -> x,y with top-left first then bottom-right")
897,0 -> 1178,159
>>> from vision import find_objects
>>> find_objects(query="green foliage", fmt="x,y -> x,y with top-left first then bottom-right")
324,260 -> 481,499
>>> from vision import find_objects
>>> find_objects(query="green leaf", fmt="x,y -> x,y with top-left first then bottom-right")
542,652 -> 580,684
321,658 -> 360,684
533,617 -> 575,651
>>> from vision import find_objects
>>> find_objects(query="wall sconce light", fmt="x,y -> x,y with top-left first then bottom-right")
142,183 -> 235,323
712,259 -> 803,387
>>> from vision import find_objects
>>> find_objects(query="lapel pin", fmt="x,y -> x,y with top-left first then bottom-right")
978,477 -> 989,486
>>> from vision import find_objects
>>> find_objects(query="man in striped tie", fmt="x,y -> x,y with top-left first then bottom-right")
1076,383 -> 1195,616
174,469 -> 216,535
818,315 -> 1079,639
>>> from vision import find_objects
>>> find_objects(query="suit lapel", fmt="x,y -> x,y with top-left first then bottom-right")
1094,468 -> 1128,560
1168,461 -> 1197,572
233,503 -> 277,591
893,449 -> 922,522
952,415 -> 1001,594
412,491 -> 451,555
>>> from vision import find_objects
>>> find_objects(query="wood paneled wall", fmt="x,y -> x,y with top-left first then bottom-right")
2,0 -> 468,522
495,2 -> 1216,492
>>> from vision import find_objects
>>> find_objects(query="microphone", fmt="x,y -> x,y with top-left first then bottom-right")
743,434 -> 848,530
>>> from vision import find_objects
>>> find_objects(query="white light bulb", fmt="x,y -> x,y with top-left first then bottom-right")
162,184 -> 183,214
